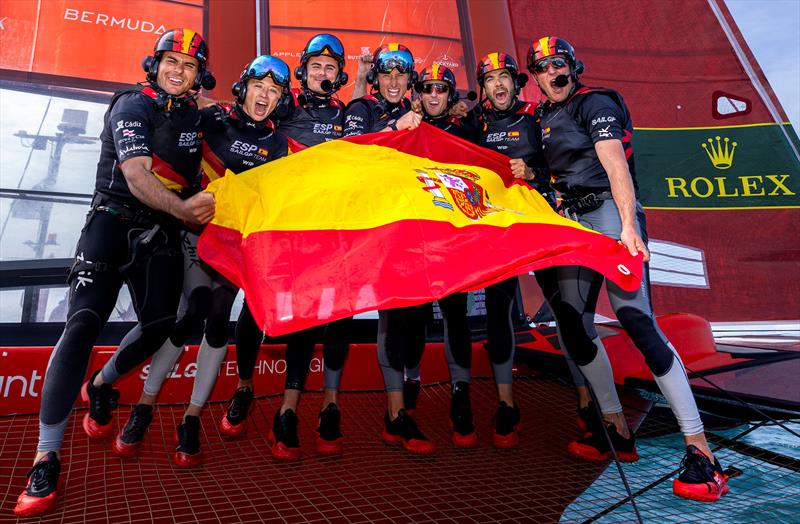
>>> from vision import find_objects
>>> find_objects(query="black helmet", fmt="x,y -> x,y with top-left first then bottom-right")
142,28 -> 215,91
366,43 -> 418,90
415,64 -> 459,107
527,36 -> 584,79
294,33 -> 348,93
476,52 -> 527,94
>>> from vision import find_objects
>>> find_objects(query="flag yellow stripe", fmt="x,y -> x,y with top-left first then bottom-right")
207,140 -> 588,237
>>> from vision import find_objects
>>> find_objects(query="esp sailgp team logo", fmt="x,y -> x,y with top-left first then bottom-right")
415,167 -> 499,220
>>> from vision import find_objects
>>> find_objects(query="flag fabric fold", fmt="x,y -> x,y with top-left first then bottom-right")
198,122 -> 642,336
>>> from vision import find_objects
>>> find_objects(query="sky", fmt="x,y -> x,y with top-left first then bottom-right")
726,0 -> 800,133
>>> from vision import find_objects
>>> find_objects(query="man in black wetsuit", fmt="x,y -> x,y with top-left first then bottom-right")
400,64 -> 478,448
111,55 -> 290,467
528,36 -> 728,502
14,28 -> 216,517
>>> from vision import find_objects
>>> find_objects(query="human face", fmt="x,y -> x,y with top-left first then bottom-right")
305,55 -> 339,95
377,69 -> 409,103
242,76 -> 282,121
420,82 -> 449,117
483,69 -> 515,111
533,55 -> 573,103
157,51 -> 199,96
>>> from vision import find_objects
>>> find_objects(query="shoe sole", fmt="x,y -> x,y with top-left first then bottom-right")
315,436 -> 343,455
268,431 -> 302,461
174,451 -> 203,467
14,491 -> 57,517
80,381 -> 114,439
672,477 -> 729,502
492,422 -> 522,448
382,430 -> 436,454
449,420 -> 478,448
219,415 -> 248,438
112,435 -> 142,458
567,441 -> 640,463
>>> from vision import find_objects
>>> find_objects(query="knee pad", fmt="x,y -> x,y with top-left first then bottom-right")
615,306 -> 674,375
323,344 -> 348,371
185,286 -> 213,318
551,302 -> 598,367
484,340 -> 513,365
139,315 -> 178,349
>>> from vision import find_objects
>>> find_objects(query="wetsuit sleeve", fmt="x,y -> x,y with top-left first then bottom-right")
578,93 -> 626,143
343,100 -> 372,137
272,132 -> 289,160
109,94 -> 152,163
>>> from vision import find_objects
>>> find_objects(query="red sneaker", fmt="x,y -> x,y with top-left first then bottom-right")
492,402 -> 521,448
673,446 -> 730,502
268,409 -> 302,461
14,452 -> 60,517
80,370 -> 119,439
382,409 -> 436,455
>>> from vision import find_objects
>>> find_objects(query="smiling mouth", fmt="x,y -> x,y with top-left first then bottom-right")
253,101 -> 268,116
167,76 -> 183,86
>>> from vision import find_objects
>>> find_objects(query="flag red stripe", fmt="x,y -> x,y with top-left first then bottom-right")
199,220 -> 641,336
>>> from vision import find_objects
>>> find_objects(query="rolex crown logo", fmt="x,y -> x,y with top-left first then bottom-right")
701,136 -> 737,170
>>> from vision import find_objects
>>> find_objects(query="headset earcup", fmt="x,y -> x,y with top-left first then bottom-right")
294,66 -> 304,81
517,73 -> 529,94
408,71 -> 419,90
573,59 -> 585,79
143,55 -> 159,83
366,70 -> 375,87
201,71 -> 216,91
338,71 -> 349,87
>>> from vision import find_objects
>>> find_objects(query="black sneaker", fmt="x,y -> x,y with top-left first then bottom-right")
382,409 -> 436,454
673,445 -> 729,502
568,422 -> 639,462
219,387 -> 254,437
113,404 -> 153,457
14,452 -> 60,517
269,409 -> 301,461
450,382 -> 477,447
403,379 -> 421,413
493,401 -> 521,448
577,401 -> 600,434
316,403 -> 343,455
80,369 -> 120,438
174,415 -> 203,467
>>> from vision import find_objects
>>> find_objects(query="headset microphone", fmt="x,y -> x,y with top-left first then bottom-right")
320,79 -> 333,92
466,91 -> 478,101
554,75 -> 569,87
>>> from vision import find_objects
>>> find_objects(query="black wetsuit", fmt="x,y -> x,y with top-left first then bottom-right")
540,84 -> 702,434
37,85 -> 202,451
343,93 -> 423,392
402,113 -> 476,382
237,88 -> 349,392
466,98 -> 559,385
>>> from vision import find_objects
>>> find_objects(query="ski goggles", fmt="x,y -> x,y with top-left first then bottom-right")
244,55 -> 291,87
532,56 -> 569,73
304,34 -> 345,62
375,49 -> 414,74
420,83 -> 450,94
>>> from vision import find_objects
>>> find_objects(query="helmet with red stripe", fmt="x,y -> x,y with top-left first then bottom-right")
476,52 -> 527,94
526,36 -> 584,79
143,28 -> 216,91
415,64 -> 459,107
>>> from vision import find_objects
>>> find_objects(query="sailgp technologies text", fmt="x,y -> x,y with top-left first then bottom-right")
139,357 -> 324,380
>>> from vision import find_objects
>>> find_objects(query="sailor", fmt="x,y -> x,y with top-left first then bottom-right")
111,55 -> 290,467
225,34 -> 352,461
528,36 -> 729,502
14,29 -> 216,517
400,64 -> 478,447
343,43 -> 436,454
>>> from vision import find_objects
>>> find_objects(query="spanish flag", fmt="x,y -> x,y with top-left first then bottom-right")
198,123 -> 642,336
